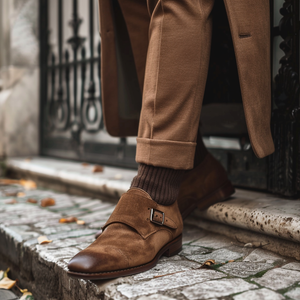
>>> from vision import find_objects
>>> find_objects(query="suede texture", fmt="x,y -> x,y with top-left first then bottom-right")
177,152 -> 233,214
68,188 -> 183,273
98,0 -> 274,170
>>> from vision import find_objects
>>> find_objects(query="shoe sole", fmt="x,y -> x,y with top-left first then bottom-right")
67,234 -> 182,280
181,180 -> 235,220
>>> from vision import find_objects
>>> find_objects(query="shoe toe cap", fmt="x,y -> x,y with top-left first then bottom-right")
68,247 -> 128,273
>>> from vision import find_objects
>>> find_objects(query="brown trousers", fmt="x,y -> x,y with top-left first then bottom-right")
119,0 -> 214,170
99,0 -> 274,170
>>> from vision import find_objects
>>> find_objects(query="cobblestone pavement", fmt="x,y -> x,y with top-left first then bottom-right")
1,184 -> 300,300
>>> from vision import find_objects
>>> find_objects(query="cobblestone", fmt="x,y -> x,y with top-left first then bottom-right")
233,288 -> 285,300
285,287 -> 300,299
117,270 -> 225,298
252,268 -> 300,290
186,248 -> 243,264
182,278 -> 257,299
191,234 -> 233,249
219,261 -> 273,278
0,183 -> 299,299
132,260 -> 200,281
137,295 -> 176,300
282,262 -> 300,271
244,248 -> 285,264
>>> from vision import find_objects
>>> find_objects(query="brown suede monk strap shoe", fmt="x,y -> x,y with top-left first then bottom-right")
94,153 -> 234,239
67,188 -> 183,280
178,152 -> 235,220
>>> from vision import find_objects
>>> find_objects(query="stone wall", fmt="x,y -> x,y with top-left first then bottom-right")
0,0 -> 39,159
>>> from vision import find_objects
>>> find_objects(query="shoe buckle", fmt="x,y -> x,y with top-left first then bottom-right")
150,209 -> 165,225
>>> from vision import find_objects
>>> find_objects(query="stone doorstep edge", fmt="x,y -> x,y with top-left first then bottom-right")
0,225 -> 122,300
195,200 -> 300,245
5,159 -> 130,199
186,217 -> 300,261
5,158 -> 300,246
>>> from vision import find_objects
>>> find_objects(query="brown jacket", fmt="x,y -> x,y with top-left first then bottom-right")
98,0 -> 274,163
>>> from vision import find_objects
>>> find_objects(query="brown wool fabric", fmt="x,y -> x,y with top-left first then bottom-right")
131,164 -> 185,206
99,0 -> 275,169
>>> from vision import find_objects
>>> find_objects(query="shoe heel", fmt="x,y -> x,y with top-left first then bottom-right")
198,181 -> 235,210
163,235 -> 182,257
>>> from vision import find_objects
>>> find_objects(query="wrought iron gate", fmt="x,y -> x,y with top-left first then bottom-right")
269,0 -> 300,196
39,0 -> 136,168
39,0 -> 300,196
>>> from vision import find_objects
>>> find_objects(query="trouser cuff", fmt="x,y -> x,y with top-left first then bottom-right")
136,138 -> 196,170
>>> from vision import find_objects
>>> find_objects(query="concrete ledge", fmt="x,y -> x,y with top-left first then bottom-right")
6,157 -> 133,200
186,217 -> 300,261
6,157 -> 300,245
194,191 -> 300,243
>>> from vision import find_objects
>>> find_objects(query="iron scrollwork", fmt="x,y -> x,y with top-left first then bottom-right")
269,0 -> 300,196
47,0 -> 103,143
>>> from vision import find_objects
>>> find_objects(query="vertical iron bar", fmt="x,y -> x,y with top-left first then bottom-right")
65,49 -> 71,127
89,0 -> 94,82
98,41 -> 103,129
80,46 -> 86,113
72,0 -> 78,117
73,0 -> 78,22
39,0 -> 49,153
295,0 -> 299,75
58,0 -> 63,84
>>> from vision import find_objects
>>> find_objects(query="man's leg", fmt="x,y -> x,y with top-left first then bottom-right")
68,0 -> 232,280
131,0 -> 215,205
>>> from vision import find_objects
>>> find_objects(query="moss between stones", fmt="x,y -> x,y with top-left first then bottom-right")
277,282 -> 300,296
249,269 -> 270,279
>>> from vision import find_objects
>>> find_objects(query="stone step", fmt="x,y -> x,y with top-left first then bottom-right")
6,157 -> 134,201
0,183 -> 300,300
5,157 -> 300,246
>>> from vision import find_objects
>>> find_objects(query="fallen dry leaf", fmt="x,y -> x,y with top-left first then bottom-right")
204,259 -> 215,266
20,292 -> 34,300
228,260 -> 235,263
26,198 -> 38,204
17,287 -> 29,294
59,217 -> 78,223
197,259 -> 216,269
4,191 -> 18,197
0,277 -> 16,289
17,192 -> 26,197
20,180 -> 37,190
15,283 -> 35,300
81,162 -> 89,167
0,268 -> 16,290
40,198 -> 55,207
77,220 -> 85,225
37,236 -> 52,244
0,179 -> 20,185
93,165 -> 103,173
5,199 -> 18,204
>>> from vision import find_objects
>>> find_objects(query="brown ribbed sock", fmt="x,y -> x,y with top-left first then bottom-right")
131,164 -> 185,205
193,129 -> 209,168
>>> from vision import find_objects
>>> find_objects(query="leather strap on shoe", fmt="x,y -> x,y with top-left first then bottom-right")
102,189 -> 178,239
